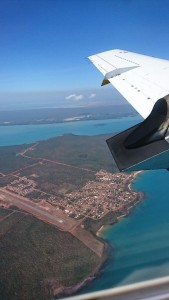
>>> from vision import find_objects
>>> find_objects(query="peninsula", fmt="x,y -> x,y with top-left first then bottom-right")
0,133 -> 144,299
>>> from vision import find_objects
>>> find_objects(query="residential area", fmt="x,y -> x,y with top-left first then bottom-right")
4,169 -> 140,221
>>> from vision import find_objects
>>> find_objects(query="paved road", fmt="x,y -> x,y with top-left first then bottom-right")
0,188 -> 73,230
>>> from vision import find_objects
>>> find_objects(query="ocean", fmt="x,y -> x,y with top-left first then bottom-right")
81,169 -> 169,294
1,115 -> 169,294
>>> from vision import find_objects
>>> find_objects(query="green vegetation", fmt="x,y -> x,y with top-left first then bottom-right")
0,210 -> 100,300
0,207 -> 12,219
0,210 -> 23,235
84,211 -> 117,234
20,161 -> 95,194
0,134 -> 117,194
0,144 -> 34,174
0,134 -> 117,186
0,134 -> 118,299
0,105 -> 136,126
29,134 -> 117,172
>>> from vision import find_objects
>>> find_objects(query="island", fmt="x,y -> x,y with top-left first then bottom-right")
0,133 -> 144,299
0,105 -> 136,126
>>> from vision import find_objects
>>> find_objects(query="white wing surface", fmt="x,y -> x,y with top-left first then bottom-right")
89,49 -> 169,119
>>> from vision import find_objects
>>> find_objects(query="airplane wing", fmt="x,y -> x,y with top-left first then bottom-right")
88,49 -> 169,171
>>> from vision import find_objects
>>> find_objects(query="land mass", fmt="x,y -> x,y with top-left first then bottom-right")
0,105 -> 137,126
0,133 -> 144,299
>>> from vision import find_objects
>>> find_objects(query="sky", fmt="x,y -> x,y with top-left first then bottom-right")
1,0 -> 169,109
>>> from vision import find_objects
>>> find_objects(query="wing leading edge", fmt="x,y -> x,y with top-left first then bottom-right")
89,49 -> 169,171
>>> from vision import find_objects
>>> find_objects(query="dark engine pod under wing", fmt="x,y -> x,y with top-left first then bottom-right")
124,98 -> 168,149
107,125 -> 169,171
106,98 -> 169,171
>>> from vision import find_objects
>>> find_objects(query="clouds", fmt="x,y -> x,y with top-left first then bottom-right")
65,92 -> 96,102
0,87 -> 126,111
65,94 -> 84,101
89,93 -> 96,99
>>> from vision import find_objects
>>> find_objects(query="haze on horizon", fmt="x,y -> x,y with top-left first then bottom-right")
1,0 -> 169,110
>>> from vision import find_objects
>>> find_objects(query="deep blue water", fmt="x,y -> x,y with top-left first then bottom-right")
1,116 -> 169,293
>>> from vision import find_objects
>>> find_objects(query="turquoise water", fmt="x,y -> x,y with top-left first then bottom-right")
1,115 -> 169,293
81,170 -> 169,294
0,116 -> 141,146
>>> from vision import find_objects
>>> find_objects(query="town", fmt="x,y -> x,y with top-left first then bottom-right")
4,169 -> 140,221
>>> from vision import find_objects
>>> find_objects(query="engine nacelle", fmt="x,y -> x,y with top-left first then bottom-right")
107,97 -> 169,171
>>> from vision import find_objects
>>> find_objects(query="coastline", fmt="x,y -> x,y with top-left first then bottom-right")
96,225 -> 108,237
128,170 -> 143,191
53,242 -> 111,299
0,117 -> 145,299
97,171 -> 144,238
0,114 -> 145,299
54,171 -> 145,298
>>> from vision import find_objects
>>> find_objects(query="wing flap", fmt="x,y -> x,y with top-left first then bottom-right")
101,66 -> 139,86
